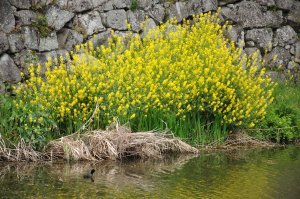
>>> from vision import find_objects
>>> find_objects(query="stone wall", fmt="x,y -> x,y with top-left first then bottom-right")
0,0 -> 299,91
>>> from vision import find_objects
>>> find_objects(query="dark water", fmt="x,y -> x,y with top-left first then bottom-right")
0,146 -> 300,199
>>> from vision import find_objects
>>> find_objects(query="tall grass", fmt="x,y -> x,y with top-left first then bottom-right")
0,94 -> 16,143
126,111 -> 227,145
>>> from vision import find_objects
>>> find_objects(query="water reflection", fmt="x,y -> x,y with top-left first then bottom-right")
0,146 -> 300,199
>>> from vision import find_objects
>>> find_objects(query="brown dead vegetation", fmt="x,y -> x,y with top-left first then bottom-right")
200,131 -> 277,152
0,138 -> 48,162
0,125 -> 198,162
0,127 -> 279,162
47,125 -> 199,161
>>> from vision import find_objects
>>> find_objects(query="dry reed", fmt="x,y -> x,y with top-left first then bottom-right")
0,138 -> 47,161
1,126 -> 279,162
47,124 -> 199,161
200,131 -> 277,151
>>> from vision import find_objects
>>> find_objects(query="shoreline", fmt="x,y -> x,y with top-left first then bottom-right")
0,130 -> 290,163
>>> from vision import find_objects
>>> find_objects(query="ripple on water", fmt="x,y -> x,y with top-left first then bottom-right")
0,146 -> 300,199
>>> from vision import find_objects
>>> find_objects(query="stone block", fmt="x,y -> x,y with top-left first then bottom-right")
245,28 -> 273,51
15,10 -> 37,26
0,0 -> 15,33
101,10 -> 127,30
226,1 -> 283,28
137,0 -> 158,9
147,4 -> 165,23
186,0 -> 218,15
167,2 -> 189,22
23,27 -> 39,50
275,0 -> 295,10
46,5 -> 75,31
57,29 -> 84,50
264,47 -> 291,68
127,10 -> 146,32
273,25 -> 298,47
253,0 -> 275,6
295,42 -> 300,63
71,0 -> 94,12
0,54 -> 21,83
287,1 -> 300,28
8,0 -> 31,9
88,29 -> 112,48
39,32 -> 59,52
0,32 -> 9,54
75,11 -> 105,36
8,33 -> 25,53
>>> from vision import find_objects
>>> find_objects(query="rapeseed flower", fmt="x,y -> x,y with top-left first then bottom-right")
15,12 -> 274,137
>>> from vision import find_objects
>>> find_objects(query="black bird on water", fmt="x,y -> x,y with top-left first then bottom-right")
84,169 -> 95,181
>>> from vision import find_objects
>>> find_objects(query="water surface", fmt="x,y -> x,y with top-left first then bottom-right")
0,146 -> 300,199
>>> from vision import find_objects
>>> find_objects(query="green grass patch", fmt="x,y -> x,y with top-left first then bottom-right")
250,82 -> 300,143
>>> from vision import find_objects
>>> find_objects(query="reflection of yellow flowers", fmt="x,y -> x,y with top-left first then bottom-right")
15,12 -> 274,129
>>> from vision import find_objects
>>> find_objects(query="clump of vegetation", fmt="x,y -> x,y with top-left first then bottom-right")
0,94 -> 16,142
0,124 -> 198,161
47,125 -> 198,161
32,15 -> 52,38
4,12 -> 275,148
0,93 -> 57,149
130,0 -> 138,11
249,83 -> 300,143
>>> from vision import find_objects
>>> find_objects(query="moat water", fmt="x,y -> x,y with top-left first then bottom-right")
0,146 -> 300,199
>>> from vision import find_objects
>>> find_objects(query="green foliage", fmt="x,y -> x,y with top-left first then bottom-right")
126,110 -> 227,145
251,83 -> 300,143
0,94 -> 58,149
0,94 -> 16,143
269,5 -> 279,12
130,0 -> 138,11
32,15 -> 52,38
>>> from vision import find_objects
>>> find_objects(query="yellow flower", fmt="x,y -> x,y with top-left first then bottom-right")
248,122 -> 255,128
14,11 -> 274,132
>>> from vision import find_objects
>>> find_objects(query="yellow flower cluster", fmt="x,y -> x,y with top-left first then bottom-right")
15,12 -> 274,130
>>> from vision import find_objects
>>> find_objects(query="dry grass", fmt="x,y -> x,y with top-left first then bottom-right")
0,138 -> 47,161
47,124 -> 199,161
0,125 -> 278,162
0,124 -> 198,162
200,131 -> 277,151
